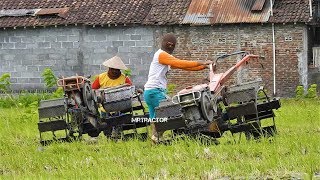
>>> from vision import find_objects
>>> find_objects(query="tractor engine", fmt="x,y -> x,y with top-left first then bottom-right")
172,86 -> 214,129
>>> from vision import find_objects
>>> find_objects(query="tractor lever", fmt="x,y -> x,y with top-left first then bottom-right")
216,51 -> 248,63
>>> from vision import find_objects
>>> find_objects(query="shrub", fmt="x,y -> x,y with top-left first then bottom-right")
52,87 -> 64,98
42,68 -> 57,89
0,92 -> 54,108
124,69 -> 132,77
0,69 -> 64,108
0,73 -> 11,93
0,96 -> 16,108
167,83 -> 177,96
306,84 -> 318,98
17,93 -> 46,107
295,84 -> 318,99
295,85 -> 304,98
41,68 -> 63,98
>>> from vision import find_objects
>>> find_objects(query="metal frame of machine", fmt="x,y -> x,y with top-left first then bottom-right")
37,75 -> 149,145
154,51 -> 281,142
37,51 -> 281,145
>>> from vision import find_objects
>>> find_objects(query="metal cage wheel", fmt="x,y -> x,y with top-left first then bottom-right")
67,111 -> 84,139
88,130 -> 100,137
200,91 -> 215,122
82,82 -> 98,115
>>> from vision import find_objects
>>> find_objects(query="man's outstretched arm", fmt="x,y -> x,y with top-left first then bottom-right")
158,52 -> 201,68
159,51 -> 211,70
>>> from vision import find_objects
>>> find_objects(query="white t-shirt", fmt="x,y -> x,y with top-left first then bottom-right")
144,49 -> 170,90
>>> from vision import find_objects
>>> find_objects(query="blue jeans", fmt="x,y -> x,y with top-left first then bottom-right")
143,88 -> 167,119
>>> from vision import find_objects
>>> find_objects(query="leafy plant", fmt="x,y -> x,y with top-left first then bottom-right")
0,96 -> 15,108
295,84 -> 318,99
41,68 -> 57,89
306,84 -> 318,98
52,87 -> 64,98
295,85 -> 304,98
167,83 -> 177,96
124,69 -> 132,77
41,68 -> 64,98
0,73 -> 11,93
0,92 -> 58,108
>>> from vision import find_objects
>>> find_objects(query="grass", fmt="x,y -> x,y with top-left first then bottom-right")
0,98 -> 319,179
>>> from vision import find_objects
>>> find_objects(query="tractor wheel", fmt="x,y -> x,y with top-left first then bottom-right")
67,111 -> 84,139
83,82 -> 98,115
88,130 -> 100,137
200,91 -> 214,121
103,126 -> 113,138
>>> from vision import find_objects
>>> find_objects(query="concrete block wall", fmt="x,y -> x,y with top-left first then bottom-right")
0,27 -> 82,90
81,26 -> 154,88
0,26 -> 154,91
0,24 -> 311,97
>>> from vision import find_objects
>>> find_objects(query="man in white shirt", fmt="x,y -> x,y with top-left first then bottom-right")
144,33 -> 212,143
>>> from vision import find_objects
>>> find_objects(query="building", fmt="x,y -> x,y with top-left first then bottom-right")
0,0 -> 319,97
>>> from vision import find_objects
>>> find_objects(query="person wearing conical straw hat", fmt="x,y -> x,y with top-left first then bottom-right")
91,56 -> 132,139
92,56 -> 132,89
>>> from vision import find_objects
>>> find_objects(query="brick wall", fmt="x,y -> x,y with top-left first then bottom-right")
0,24 -> 310,97
273,24 -> 307,97
155,24 -> 308,97
0,26 -> 154,91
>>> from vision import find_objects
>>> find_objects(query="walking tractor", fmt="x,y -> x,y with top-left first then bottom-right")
154,51 -> 281,142
37,75 -> 149,145
37,51 -> 281,145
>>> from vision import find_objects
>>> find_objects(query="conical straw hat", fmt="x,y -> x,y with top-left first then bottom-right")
102,56 -> 128,70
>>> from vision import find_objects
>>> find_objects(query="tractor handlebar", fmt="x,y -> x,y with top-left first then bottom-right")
215,51 -> 248,62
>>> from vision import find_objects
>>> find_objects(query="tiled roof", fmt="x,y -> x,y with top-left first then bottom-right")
143,0 -> 191,25
0,0 -> 153,28
0,0 -> 316,28
269,0 -> 312,23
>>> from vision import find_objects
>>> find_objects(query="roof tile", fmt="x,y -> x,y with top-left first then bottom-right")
0,0 -> 153,28
269,0 -> 312,23
0,0 -> 316,28
143,0 -> 191,25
